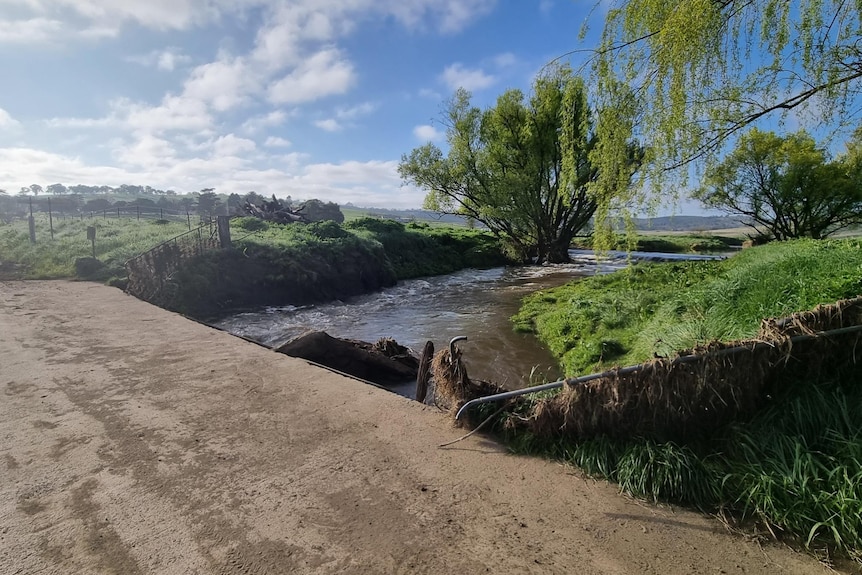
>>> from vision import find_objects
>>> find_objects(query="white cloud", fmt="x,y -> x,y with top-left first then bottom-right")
335,101 -> 376,119
441,63 -> 496,91
268,49 -> 356,104
0,18 -> 64,44
0,146 -> 423,207
183,55 -> 253,112
242,110 -> 289,133
413,124 -> 442,142
45,116 -> 115,129
493,52 -> 517,68
418,88 -> 442,100
211,134 -> 257,157
120,95 -> 214,134
386,0 -> 497,33
0,108 -> 20,129
315,119 -> 342,132
264,136 -> 291,147
314,101 -> 376,132
114,135 -> 177,168
127,48 -> 191,71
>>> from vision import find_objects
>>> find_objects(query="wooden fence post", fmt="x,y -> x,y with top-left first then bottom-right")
217,215 -> 232,248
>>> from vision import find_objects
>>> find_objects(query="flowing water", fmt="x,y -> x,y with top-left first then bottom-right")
214,250 -> 723,393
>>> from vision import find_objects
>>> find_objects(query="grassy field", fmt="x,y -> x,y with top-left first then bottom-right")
510,238 -> 862,563
0,215 -> 191,279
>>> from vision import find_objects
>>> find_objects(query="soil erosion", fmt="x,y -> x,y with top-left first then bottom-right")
0,280 -> 837,574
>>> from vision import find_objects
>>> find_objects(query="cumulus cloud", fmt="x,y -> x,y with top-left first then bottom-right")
212,134 -> 257,157
413,124 -> 442,142
441,63 -> 495,91
268,49 -> 356,104
264,136 -> 291,147
127,48 -> 191,71
0,146 -> 424,207
493,52 -> 517,68
314,119 -> 341,132
242,110 -> 289,133
183,55 -> 253,112
120,95 -> 213,133
0,108 -> 20,129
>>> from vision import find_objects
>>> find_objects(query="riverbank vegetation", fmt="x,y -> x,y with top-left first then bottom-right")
147,217 -> 511,317
508,238 -> 862,562
571,233 -> 742,254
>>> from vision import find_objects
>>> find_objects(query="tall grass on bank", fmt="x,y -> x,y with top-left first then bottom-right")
508,238 -> 862,561
514,238 -> 862,375
0,215 -> 190,278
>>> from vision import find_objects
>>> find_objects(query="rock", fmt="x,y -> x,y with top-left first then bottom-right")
74,257 -> 106,279
274,331 -> 418,386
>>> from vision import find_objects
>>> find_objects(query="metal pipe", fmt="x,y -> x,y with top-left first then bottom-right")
449,336 -> 467,357
454,323 -> 862,420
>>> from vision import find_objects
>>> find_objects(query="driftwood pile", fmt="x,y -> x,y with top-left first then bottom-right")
431,296 -> 862,442
275,331 -> 418,386
244,195 -> 307,224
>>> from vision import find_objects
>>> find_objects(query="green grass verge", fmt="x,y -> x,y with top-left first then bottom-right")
514,238 -> 862,375
509,238 -> 862,561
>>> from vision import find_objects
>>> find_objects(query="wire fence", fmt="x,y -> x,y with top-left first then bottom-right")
125,221 -> 221,306
0,197 -> 209,230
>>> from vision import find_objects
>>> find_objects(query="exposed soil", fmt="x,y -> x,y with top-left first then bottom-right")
0,280 -> 847,574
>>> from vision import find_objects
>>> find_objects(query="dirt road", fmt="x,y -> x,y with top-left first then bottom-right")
0,281 -> 836,574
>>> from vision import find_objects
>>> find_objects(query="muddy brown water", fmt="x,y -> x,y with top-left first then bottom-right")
214,250 -> 723,395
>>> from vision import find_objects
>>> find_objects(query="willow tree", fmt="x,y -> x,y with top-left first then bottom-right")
400,66 -> 605,264
587,0 -> 862,231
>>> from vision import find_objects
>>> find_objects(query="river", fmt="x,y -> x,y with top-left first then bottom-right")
214,250 -> 723,393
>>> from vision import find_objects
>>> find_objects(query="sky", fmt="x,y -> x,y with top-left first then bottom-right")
0,0 -> 607,209
0,0 -> 717,213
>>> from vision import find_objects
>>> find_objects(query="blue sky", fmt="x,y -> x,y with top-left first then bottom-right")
0,0 -> 611,209
0,0 -> 717,213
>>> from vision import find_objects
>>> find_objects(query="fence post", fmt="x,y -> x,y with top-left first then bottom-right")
28,197 -> 35,244
217,216 -> 232,248
186,211 -> 191,231
48,197 -> 54,240
137,206 -> 140,221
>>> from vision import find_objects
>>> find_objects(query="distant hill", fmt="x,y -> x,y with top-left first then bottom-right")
628,215 -> 747,232
344,206 -> 746,232
342,206 -> 473,226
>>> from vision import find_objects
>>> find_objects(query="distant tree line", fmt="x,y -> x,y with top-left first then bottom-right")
0,186 -> 343,225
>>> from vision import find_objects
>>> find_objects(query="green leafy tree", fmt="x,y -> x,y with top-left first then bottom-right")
400,66 -> 617,263
299,199 -> 344,223
587,0 -> 862,222
695,129 -> 862,240
195,188 -> 221,218
46,183 -> 67,195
